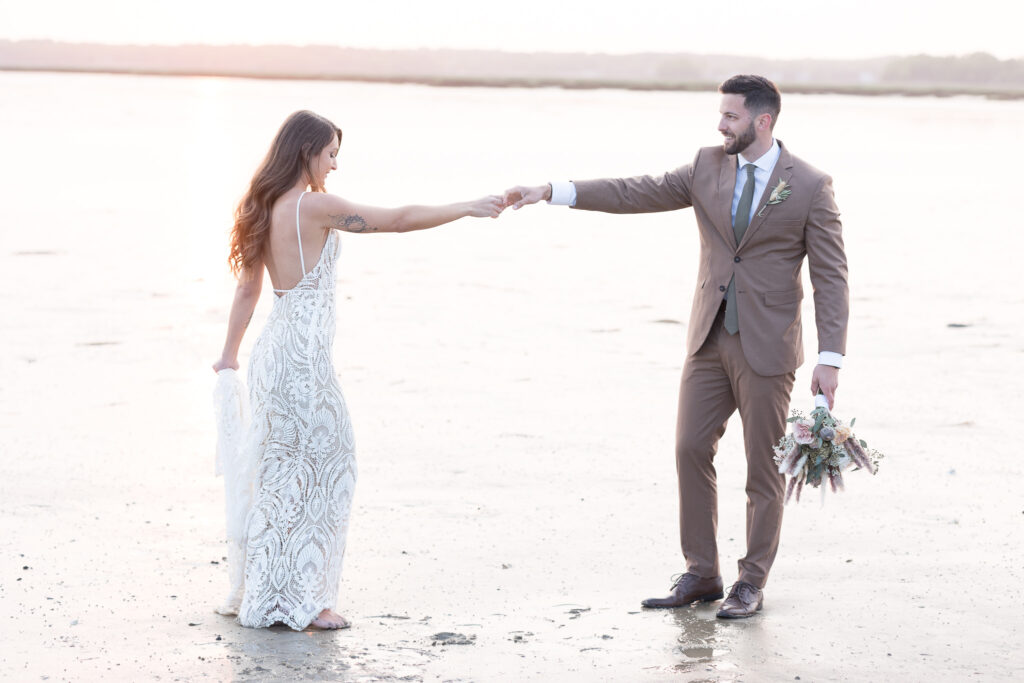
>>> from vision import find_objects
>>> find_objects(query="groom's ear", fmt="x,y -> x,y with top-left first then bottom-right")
755,112 -> 773,131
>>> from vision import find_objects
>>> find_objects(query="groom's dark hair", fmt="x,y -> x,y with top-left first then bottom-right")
719,75 -> 781,130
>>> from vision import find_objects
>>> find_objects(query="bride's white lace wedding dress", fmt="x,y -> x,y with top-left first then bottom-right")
216,192 -> 357,630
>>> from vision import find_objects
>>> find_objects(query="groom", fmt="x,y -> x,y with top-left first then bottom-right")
504,75 -> 849,618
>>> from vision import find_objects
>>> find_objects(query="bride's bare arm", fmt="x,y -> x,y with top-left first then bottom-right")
213,265 -> 264,373
312,193 -> 504,234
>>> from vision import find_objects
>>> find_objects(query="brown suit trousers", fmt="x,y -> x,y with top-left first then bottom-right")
572,141 -> 849,587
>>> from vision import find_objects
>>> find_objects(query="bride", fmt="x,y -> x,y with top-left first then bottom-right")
212,110 -> 503,630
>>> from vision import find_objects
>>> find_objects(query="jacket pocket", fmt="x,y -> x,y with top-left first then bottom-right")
763,288 -> 802,306
764,219 -> 804,228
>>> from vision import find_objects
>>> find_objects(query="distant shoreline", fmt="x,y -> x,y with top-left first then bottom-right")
3,65 -> 1023,101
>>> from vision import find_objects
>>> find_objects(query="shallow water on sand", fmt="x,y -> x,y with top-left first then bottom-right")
1,71 -> 1022,681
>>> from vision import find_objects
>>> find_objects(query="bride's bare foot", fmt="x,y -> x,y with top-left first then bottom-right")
311,608 -> 350,630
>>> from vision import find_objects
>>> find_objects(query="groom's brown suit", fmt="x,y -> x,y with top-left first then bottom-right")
572,140 -> 848,587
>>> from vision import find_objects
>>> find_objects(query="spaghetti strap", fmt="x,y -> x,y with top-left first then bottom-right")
296,191 -> 308,275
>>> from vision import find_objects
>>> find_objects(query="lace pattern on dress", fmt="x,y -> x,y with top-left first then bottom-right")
236,225 -> 357,630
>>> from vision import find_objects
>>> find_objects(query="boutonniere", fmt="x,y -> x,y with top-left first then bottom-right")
757,180 -> 792,216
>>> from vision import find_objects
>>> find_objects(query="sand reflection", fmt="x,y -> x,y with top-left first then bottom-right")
669,607 -> 756,679
217,620 -> 437,681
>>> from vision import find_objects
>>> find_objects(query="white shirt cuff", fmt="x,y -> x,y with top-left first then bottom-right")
548,181 -> 577,206
817,351 -> 843,368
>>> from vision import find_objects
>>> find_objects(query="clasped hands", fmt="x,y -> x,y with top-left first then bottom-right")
501,184 -> 552,210
472,184 -> 553,218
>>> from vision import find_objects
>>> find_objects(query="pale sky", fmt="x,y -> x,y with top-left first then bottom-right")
1,0 -> 1019,60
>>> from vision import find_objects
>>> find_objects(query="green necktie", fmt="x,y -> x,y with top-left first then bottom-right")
724,163 -> 756,335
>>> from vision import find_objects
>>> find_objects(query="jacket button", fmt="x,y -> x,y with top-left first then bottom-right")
734,256 -> 742,263
719,285 -> 726,292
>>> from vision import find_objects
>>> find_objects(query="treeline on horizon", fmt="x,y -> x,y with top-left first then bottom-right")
1,40 -> 1021,97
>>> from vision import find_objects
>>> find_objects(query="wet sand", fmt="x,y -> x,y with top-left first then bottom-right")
2,72 -> 1023,681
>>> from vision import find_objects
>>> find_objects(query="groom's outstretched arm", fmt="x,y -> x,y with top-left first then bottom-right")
504,152 -> 698,214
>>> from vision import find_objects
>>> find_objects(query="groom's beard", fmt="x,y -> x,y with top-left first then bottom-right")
723,121 -> 757,155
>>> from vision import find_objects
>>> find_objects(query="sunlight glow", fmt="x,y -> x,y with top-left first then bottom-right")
1,0 -> 1021,60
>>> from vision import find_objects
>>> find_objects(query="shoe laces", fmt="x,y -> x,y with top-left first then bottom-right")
669,572 -> 695,588
724,581 -> 758,601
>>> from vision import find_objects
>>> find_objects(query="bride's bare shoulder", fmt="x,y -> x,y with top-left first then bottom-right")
301,191 -> 350,211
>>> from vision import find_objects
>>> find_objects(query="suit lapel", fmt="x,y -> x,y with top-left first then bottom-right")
716,153 -> 738,247
738,141 -> 795,250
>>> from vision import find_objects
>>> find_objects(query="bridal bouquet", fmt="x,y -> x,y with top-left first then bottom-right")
773,402 -> 883,503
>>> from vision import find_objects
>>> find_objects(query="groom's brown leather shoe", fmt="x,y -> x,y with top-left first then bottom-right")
641,573 -> 724,608
715,581 -> 763,619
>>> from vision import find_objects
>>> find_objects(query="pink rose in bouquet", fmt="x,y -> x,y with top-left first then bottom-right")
792,419 -> 815,445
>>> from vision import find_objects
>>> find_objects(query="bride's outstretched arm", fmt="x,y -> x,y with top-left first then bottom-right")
213,265 -> 264,373
310,193 -> 504,234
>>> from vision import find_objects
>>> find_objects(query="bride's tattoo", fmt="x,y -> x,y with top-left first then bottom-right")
329,213 -> 375,232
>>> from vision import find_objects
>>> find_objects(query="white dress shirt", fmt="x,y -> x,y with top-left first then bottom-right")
546,142 -> 843,369
732,139 -> 781,228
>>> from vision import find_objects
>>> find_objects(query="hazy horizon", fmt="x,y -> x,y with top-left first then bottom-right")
2,37 -> 1012,63
1,0 -> 1021,61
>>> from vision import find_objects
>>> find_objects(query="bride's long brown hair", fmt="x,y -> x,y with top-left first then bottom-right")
228,110 -> 342,277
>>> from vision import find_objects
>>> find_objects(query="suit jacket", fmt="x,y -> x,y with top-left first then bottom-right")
572,141 -> 848,377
